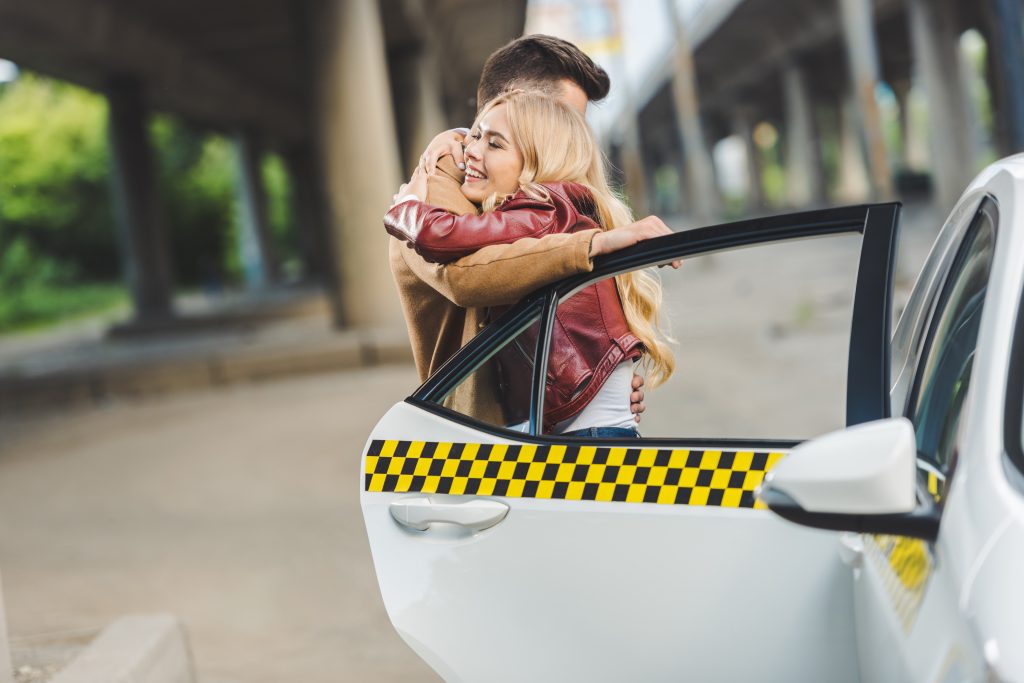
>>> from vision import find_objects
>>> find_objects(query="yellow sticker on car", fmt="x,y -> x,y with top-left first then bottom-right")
364,440 -> 786,508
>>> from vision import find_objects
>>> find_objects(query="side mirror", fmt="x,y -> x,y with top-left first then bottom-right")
758,418 -> 939,540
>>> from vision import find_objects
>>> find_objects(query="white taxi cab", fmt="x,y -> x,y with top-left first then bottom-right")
360,155 -> 1024,682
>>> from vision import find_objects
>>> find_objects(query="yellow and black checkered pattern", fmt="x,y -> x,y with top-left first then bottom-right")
867,534 -> 933,633
364,440 -> 786,508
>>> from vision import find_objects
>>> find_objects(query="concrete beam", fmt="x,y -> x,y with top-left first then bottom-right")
839,0 -> 894,200
985,0 -> 1024,153
284,144 -> 333,283
733,108 -> 766,211
315,0 -> 404,327
836,94 -> 872,202
232,131 -> 277,289
908,0 -> 977,209
620,119 -> 651,218
666,0 -> 721,221
782,63 -> 826,206
0,0 -> 304,140
107,77 -> 175,322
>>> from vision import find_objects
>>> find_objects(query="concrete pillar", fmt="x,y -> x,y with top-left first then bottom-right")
891,81 -> 910,164
665,0 -> 721,221
621,118 -> 651,218
836,93 -> 872,203
907,0 -> 977,209
284,144 -> 331,283
838,0 -> 894,200
781,63 -> 826,206
985,0 -> 1024,154
106,77 -> 174,321
314,0 -> 404,327
232,130 -> 277,289
405,49 -> 449,173
733,108 -> 765,211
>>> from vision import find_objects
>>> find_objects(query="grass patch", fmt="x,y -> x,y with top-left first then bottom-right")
0,283 -> 127,333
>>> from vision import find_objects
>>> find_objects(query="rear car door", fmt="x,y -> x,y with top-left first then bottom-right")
361,204 -> 900,682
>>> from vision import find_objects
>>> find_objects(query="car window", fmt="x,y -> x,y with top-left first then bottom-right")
890,194 -> 986,415
423,307 -> 543,432
1006,280 -> 1024,479
907,201 -> 995,475
540,234 -> 862,439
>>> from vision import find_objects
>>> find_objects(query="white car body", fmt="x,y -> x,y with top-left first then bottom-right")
360,155 -> 1024,682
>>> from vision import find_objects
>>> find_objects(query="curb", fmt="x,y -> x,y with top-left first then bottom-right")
50,614 -> 195,683
0,332 -> 413,414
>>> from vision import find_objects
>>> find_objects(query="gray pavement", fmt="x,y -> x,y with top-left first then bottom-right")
0,366 -> 440,683
0,201 -> 943,682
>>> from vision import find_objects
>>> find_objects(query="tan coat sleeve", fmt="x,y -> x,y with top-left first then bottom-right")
399,157 -> 597,308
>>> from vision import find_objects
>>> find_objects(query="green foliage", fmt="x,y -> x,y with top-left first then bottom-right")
0,71 -> 304,332
0,73 -> 117,278
150,115 -> 238,286
0,281 -> 126,332
261,152 -> 301,278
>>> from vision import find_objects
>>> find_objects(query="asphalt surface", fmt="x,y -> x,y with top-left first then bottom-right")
0,366 -> 439,683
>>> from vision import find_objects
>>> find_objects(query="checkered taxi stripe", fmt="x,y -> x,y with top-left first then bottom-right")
866,535 -> 933,633
363,440 -> 786,508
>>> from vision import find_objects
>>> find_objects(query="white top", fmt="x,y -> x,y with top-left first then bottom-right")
553,362 -> 636,434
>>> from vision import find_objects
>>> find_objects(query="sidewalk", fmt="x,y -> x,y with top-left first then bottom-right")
0,288 -> 412,415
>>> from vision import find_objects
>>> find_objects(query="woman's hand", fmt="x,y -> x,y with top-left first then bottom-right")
590,216 -> 682,268
419,129 -> 467,175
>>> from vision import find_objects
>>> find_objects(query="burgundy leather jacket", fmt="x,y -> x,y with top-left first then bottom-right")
385,182 -> 643,430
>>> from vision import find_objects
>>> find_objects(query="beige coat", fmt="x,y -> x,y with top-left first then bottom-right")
389,158 -> 597,424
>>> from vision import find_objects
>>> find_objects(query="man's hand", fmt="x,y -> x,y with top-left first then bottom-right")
420,129 -> 467,175
392,167 -> 428,206
630,373 -> 646,424
590,216 -> 682,268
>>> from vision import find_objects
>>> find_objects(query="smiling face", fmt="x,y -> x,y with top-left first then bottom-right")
461,103 -> 524,205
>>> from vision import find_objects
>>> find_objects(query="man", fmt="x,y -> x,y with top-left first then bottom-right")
390,35 -> 673,425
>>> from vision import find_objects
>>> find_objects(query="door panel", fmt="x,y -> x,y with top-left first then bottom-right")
362,403 -> 859,683
362,205 -> 901,681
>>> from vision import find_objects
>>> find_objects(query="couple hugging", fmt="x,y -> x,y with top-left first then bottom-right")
385,35 -> 677,439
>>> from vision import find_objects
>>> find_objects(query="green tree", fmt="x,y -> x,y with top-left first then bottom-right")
0,73 -> 117,279
150,115 -> 237,287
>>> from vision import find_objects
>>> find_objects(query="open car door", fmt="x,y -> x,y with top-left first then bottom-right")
360,204 -> 900,682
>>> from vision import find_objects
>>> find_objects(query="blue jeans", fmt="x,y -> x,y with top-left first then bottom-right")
560,426 -> 640,439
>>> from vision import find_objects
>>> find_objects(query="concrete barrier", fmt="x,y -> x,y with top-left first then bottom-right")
50,615 -> 195,683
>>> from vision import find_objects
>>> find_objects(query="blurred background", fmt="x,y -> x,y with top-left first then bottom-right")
0,0 -> 1021,681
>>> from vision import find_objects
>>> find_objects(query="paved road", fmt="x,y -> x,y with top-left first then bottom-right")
0,202 -> 941,682
0,366 -> 440,683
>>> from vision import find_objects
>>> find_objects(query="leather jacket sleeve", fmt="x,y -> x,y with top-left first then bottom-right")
398,232 -> 597,308
385,192 -> 583,264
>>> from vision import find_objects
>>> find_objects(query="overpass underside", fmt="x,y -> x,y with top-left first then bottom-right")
0,0 -> 526,328
625,0 -> 1024,221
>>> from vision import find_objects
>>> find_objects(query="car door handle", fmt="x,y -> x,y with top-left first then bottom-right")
389,497 -> 509,532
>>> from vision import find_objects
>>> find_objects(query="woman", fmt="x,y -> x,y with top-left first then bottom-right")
385,89 -> 674,436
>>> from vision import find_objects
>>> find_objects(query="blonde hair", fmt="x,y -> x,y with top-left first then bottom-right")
475,90 -> 675,386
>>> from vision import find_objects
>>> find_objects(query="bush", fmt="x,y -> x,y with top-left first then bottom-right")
0,74 -> 118,279
0,236 -> 125,332
151,115 -> 237,287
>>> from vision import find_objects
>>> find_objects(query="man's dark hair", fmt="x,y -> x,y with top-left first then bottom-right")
476,34 -> 611,110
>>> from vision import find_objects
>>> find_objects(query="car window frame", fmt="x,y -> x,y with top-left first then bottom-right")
412,203 -> 900,445
890,192 -> 987,416
903,197 -> 998,476
1005,265 -> 1024,479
